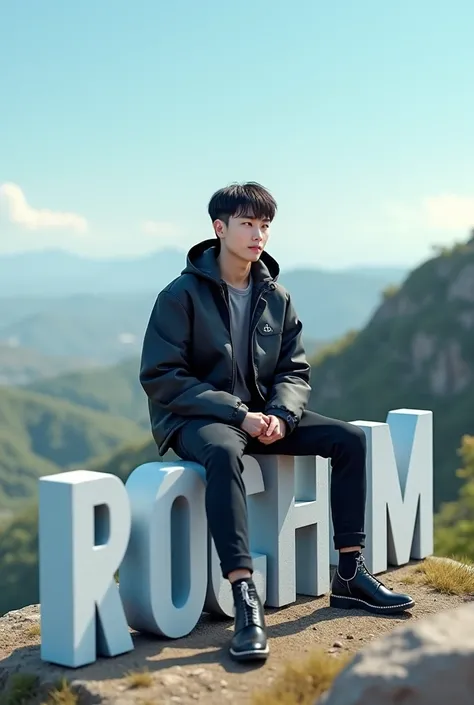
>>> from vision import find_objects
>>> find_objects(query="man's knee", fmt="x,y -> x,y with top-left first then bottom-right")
336,423 -> 367,457
204,441 -> 242,474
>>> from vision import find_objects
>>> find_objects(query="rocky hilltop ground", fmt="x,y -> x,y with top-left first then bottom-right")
0,560 -> 473,705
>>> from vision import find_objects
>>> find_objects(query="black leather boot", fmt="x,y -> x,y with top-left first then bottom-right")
330,553 -> 415,614
229,578 -> 269,662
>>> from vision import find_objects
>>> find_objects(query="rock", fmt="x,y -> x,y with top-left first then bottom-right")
196,671 -> 214,685
160,673 -> 184,687
333,641 -> 343,648
318,602 -> 474,705
346,634 -> 354,640
189,668 -> 206,677
0,604 -> 40,631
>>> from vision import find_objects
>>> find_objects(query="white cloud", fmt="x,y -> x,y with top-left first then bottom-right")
384,194 -> 474,235
0,182 -> 88,233
378,192 -> 474,251
421,194 -> 474,230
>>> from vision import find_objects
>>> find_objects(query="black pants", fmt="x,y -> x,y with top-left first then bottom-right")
172,410 -> 367,579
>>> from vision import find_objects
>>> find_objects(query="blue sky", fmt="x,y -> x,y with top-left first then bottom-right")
1,0 -> 473,269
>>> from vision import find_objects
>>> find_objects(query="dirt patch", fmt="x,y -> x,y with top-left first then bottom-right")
0,562 -> 468,705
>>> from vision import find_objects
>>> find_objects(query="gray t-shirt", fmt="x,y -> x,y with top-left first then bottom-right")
227,279 -> 253,403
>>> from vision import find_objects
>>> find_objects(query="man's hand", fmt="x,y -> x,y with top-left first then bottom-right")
241,411 -> 271,438
258,414 -> 286,445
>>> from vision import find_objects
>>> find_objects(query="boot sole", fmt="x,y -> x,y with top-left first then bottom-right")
229,646 -> 270,662
330,594 -> 415,614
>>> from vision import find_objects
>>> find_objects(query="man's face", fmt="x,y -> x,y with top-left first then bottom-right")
216,213 -> 271,263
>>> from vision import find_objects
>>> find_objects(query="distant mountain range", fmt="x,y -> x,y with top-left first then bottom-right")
0,343 -> 101,386
0,247 -> 407,297
0,248 -> 186,297
0,248 -> 407,365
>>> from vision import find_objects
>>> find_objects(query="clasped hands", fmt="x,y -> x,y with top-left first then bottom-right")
241,411 -> 286,445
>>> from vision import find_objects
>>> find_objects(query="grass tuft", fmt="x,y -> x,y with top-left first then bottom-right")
251,649 -> 351,705
124,668 -> 153,689
403,556 -> 474,595
26,623 -> 41,638
3,673 -> 38,705
42,678 -> 78,705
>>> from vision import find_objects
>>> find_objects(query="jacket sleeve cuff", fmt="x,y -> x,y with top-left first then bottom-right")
231,402 -> 249,427
265,406 -> 299,434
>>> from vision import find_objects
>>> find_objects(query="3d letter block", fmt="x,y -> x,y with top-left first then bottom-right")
363,409 -> 434,574
247,453 -> 330,607
39,471 -> 133,667
328,409 -> 434,573
119,461 -> 208,639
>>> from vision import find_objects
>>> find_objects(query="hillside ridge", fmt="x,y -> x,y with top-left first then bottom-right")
308,238 -> 474,508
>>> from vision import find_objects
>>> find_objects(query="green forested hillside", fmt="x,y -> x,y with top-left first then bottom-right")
0,503 -> 38,616
0,385 -> 147,510
25,357 -> 148,425
0,343 -> 100,386
23,341 -> 325,424
307,239 -> 474,508
87,435 -> 167,480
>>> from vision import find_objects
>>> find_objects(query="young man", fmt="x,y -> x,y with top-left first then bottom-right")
140,182 -> 415,663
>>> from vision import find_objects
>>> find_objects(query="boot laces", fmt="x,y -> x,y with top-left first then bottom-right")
239,581 -> 260,627
355,554 -> 389,589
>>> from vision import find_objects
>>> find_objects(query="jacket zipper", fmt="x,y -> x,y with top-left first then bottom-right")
250,284 -> 271,401
220,283 -> 237,393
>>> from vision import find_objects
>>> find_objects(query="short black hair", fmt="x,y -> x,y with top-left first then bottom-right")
208,182 -> 277,225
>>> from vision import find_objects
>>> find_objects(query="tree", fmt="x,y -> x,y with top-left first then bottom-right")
0,503 -> 38,616
435,435 -> 474,561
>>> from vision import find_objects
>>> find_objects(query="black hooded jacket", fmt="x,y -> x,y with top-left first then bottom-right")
139,239 -> 311,455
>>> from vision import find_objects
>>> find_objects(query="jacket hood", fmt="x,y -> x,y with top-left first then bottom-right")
182,238 -> 280,285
